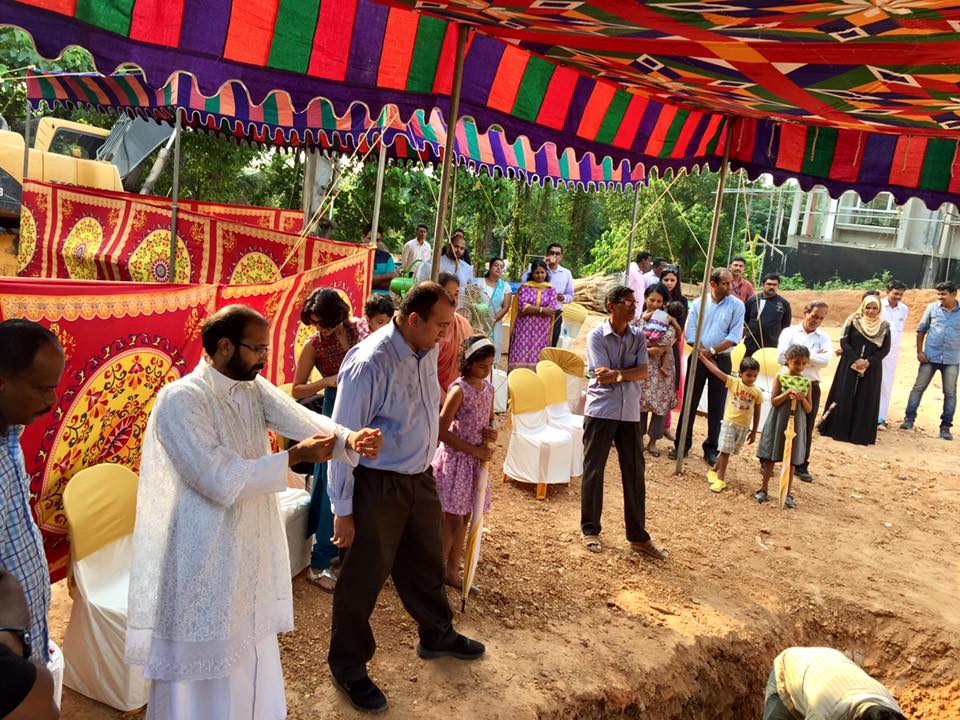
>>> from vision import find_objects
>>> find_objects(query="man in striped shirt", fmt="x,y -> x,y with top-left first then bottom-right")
765,647 -> 905,720
0,320 -> 64,666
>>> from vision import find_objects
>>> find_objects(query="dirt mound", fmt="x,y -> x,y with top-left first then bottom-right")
781,289 -> 938,328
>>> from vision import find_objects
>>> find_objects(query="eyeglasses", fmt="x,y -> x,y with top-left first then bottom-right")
239,342 -> 270,356
613,298 -> 637,306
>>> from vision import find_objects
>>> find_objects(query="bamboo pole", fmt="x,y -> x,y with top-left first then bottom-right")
369,123 -> 388,245
625,184 -> 640,275
168,108 -> 182,283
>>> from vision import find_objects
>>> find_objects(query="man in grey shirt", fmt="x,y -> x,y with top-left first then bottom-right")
580,285 -> 667,560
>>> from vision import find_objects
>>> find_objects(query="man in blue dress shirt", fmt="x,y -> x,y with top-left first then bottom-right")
326,282 -> 484,714
670,268 -> 746,465
580,285 -> 667,560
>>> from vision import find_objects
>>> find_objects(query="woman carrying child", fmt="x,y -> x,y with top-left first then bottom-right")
637,283 -> 681,456
432,336 -> 499,590
756,344 -> 813,509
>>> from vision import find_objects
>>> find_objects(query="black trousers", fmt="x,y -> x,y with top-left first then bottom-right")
551,308 -> 563,346
799,380 -> 821,470
328,467 -> 456,683
580,417 -> 649,543
674,352 -> 732,456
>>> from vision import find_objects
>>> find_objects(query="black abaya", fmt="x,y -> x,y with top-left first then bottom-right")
819,323 -> 890,446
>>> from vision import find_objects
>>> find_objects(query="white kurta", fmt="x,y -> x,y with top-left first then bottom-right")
126,361 -> 357,719
879,297 -> 909,422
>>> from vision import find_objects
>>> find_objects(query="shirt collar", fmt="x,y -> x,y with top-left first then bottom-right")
207,364 -> 248,395
601,319 -> 630,337
387,319 -> 428,360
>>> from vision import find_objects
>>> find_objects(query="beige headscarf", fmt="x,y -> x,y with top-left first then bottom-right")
843,295 -> 888,347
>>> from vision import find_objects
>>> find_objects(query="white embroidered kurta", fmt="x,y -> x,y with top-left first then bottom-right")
879,297 -> 909,422
126,361 -> 357,687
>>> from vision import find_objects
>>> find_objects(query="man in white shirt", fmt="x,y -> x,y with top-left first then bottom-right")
126,305 -> 382,720
641,257 -> 667,292
521,243 -> 575,346
776,301 -> 832,483
878,280 -> 908,427
416,233 -> 473,300
626,251 -> 651,321
400,224 -> 431,276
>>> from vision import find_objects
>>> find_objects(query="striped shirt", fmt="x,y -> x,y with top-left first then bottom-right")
774,647 -> 901,719
1,425 -> 50,663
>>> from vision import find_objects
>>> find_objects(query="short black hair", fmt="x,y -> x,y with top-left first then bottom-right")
652,257 -> 668,268
635,251 -> 652,263
761,273 -> 781,284
458,335 -> 496,375
710,267 -> 731,285
364,294 -> 394,319
300,288 -> 350,329
860,707 -> 906,720
886,279 -> 906,291
666,300 -> 685,319
484,257 -> 504,279
399,281 -> 454,321
0,319 -> 62,376
804,300 -> 828,313
784,343 -> 811,361
546,243 -> 562,254
645,282 -> 669,302
862,289 -> 881,299
935,280 -> 957,293
201,305 -> 268,357
416,223 -> 428,232
739,357 -> 760,373
528,258 -> 551,280
731,255 -> 747,264
452,227 -> 465,237
606,285 -> 634,307
438,271 -> 460,289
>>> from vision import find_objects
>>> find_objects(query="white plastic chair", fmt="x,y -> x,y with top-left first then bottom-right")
62,464 -> 148,712
502,369 -> 573,500
537,360 -> 584,476
492,367 -> 509,414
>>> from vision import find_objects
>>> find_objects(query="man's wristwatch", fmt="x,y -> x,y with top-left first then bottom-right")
616,371 -> 623,383
0,626 -> 32,659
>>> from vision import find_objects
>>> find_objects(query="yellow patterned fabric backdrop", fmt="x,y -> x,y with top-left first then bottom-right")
18,180 -> 362,284
1,250 -> 371,580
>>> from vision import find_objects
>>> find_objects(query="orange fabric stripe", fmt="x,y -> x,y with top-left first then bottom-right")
486,45 -> 529,114
576,81 -> 616,140
376,9 -> 419,89
223,0 -> 280,67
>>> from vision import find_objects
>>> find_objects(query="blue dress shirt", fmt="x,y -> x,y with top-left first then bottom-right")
328,321 -> 441,515
918,300 -> 960,365
685,293 -> 746,351
584,321 -> 649,422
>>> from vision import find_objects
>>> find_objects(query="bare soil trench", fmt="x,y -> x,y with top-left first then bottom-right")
53,290 -> 959,719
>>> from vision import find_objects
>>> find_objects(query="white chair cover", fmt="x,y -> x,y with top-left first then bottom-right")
63,534 -> 149,711
545,403 -> 584,476
278,488 -> 311,577
492,368 -> 509,414
48,640 -> 64,709
502,408 -> 573,486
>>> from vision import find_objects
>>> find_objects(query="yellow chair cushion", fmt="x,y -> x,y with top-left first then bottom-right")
507,368 -> 547,415
561,302 -> 588,324
731,342 -> 747,372
62,463 -> 138,562
535,360 -> 569,407
752,347 -> 781,376
539,347 -> 585,378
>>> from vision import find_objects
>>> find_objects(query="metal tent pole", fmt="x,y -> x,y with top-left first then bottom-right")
369,123 -> 388,245
625,184 -> 640,275
430,24 -> 468,282
674,124 -> 733,475
22,93 -> 31,183
168,108 -> 183,283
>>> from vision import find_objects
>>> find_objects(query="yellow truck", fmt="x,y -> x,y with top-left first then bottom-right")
0,118 -> 123,275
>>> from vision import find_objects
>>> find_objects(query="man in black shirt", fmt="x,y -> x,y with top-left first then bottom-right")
743,273 -> 792,357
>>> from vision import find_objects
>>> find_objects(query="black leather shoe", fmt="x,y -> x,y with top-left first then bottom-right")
331,674 -> 388,714
796,467 -> 814,483
417,634 -> 485,661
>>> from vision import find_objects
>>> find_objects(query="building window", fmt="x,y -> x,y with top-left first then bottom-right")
836,191 -> 898,232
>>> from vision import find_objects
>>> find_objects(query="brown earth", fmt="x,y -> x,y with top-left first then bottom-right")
53,289 -> 959,719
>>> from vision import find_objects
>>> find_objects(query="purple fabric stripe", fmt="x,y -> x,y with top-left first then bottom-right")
861,133 -> 898,185
752,119 -> 776,166
461,34 -> 504,109
562,76 -> 594,136
685,112 -> 715,158
345,1 -> 388,88
179,0 -> 231,58
535,147 -> 548,178
633,99 -> 664,154
489,131 -> 508,170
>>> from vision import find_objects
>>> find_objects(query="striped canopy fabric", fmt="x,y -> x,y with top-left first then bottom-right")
4,1 -> 960,206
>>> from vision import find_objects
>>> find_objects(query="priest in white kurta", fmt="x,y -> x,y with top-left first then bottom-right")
879,285 -> 909,424
125,306 -> 380,720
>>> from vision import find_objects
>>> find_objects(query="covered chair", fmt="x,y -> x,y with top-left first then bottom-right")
536,360 -> 584,476
539,347 -> 586,412
558,302 -> 589,349
61,463 -> 148,711
502,369 -> 573,499
751,347 -> 780,427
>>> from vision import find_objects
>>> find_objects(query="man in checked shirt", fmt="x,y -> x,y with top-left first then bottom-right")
0,320 -> 64,666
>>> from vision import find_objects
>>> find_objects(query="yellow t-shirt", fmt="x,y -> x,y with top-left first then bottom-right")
723,375 -> 763,428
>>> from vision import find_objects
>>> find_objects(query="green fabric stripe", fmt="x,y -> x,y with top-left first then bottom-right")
406,15 -> 447,94
513,139 -> 527,172
801,126 -> 838,178
919,138 -> 954,191
114,76 -> 141,106
36,76 -> 56,102
705,118 -> 725,155
267,0 -> 319,73
659,109 -> 690,158
602,156 -> 613,180
75,0 -> 134,35
559,152 -> 570,180
204,93 -> 220,114
594,90 -> 631,145
511,56 -> 554,122
77,78 -> 101,105
164,84 -> 173,106
464,123 -> 480,160
320,101 -> 337,130
263,94 -> 279,126
417,111 -> 438,143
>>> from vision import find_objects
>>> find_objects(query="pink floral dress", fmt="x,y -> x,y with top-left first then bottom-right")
507,284 -> 558,370
432,377 -> 494,516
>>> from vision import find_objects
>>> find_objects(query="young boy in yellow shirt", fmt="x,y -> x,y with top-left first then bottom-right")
697,352 -> 763,493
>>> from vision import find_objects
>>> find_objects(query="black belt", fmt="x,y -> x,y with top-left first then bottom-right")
356,465 -> 430,480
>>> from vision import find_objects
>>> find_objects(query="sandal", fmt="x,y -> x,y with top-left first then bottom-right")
630,539 -> 669,560
754,490 -> 768,504
784,494 -> 796,510
646,447 -> 661,458
582,534 -> 602,553
306,567 -> 337,593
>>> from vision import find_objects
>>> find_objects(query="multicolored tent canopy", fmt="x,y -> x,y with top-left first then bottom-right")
3,1 -> 960,206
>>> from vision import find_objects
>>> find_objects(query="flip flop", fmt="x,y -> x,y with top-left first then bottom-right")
306,567 -> 337,593
582,534 -> 602,553
754,490 -> 768,504
647,447 -> 661,458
